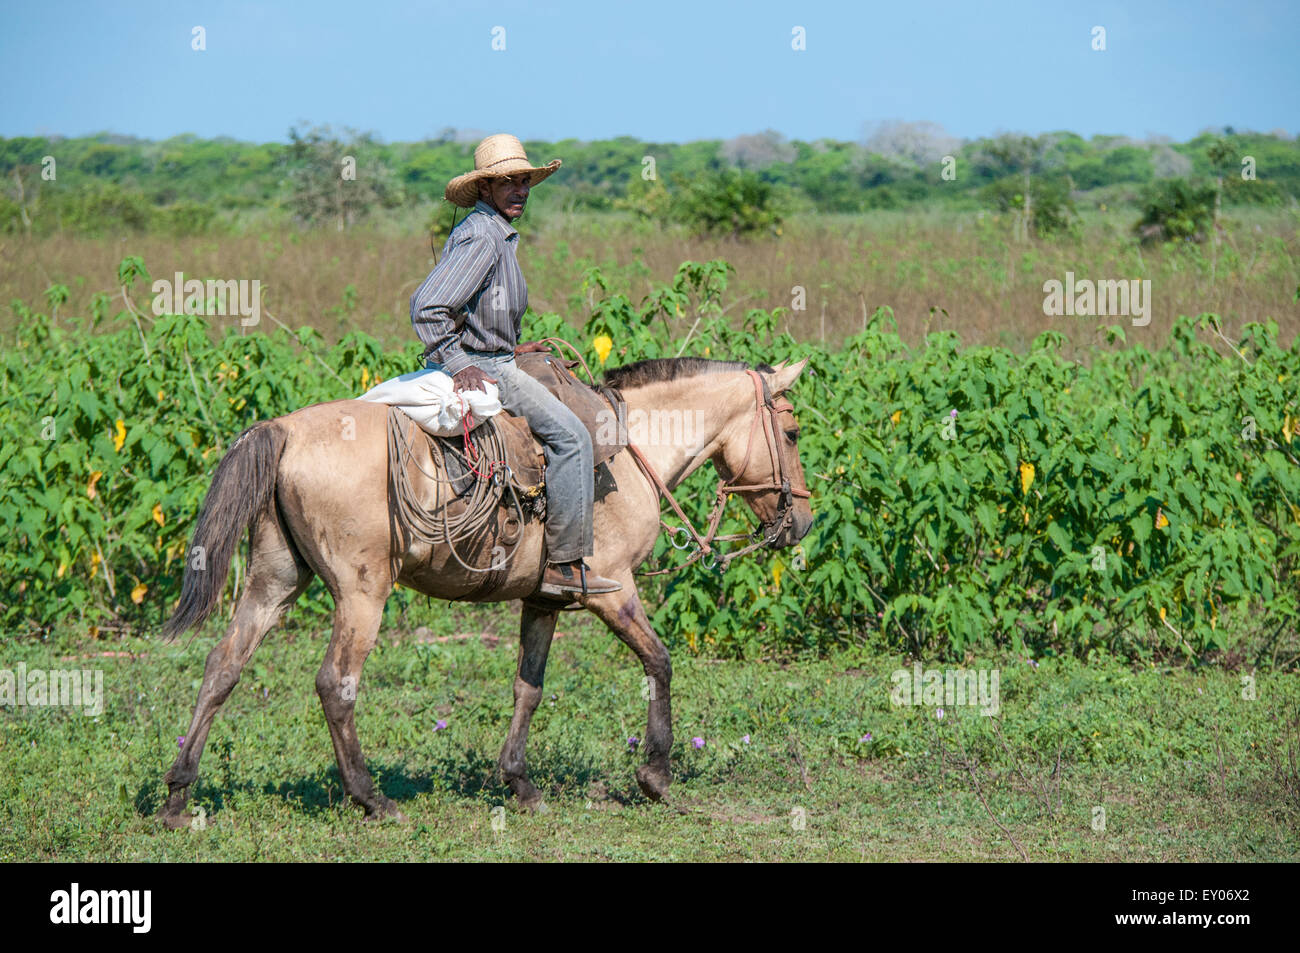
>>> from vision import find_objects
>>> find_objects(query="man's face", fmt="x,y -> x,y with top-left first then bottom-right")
481,173 -> 531,219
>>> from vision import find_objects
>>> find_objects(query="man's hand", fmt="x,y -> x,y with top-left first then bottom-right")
513,341 -> 550,355
451,366 -> 498,394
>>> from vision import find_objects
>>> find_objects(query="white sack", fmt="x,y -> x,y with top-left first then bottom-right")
357,368 -> 502,437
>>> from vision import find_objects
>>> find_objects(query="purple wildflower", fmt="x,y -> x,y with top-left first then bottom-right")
177,736 -> 186,748
627,736 -> 639,750
860,732 -> 873,743
936,708 -> 945,720
950,409 -> 958,418
692,737 -> 705,749
741,734 -> 751,745
434,719 -> 448,731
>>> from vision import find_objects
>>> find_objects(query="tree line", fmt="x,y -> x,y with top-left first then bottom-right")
0,124 -> 1295,237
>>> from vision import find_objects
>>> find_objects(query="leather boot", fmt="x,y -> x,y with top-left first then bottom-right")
538,559 -> 622,597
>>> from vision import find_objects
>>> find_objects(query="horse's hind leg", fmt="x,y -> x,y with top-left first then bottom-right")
315,589 -> 404,822
159,511 -> 312,829
499,603 -> 558,812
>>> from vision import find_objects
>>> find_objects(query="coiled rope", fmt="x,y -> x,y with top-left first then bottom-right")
386,407 -> 528,574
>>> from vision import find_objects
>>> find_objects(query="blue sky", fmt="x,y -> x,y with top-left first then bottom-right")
2,0 -> 1296,144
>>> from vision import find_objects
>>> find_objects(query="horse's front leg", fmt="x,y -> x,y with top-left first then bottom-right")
585,575 -> 673,800
499,602 -> 558,812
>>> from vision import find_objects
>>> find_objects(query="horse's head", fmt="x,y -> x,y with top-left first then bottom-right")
714,359 -> 814,549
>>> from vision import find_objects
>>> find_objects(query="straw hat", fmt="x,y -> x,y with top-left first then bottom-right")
444,134 -> 562,208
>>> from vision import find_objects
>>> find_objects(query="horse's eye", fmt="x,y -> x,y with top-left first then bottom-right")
785,429 -> 799,443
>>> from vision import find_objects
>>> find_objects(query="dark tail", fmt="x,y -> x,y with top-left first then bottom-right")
162,422 -> 288,640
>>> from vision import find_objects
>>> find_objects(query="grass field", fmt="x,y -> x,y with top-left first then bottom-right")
2,606 -> 1296,862
4,208 -> 1297,359
3,206 -> 1297,861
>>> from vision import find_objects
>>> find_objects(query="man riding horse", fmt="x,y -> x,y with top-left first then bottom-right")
410,133 -> 622,598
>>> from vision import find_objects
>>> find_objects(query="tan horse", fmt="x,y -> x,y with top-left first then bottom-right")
157,356 -> 813,827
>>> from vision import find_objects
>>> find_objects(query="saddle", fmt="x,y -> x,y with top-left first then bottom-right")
435,350 -> 628,505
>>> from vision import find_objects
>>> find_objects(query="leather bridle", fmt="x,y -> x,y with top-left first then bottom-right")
625,369 -> 812,576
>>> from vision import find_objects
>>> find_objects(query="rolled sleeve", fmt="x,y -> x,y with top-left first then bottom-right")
410,230 -> 497,374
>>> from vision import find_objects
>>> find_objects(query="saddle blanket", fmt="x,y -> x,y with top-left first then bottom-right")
356,368 -> 502,437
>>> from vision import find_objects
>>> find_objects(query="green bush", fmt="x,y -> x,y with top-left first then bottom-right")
3,258 -> 1297,664
667,167 -> 784,239
1133,177 -> 1217,243
980,176 -> 1078,238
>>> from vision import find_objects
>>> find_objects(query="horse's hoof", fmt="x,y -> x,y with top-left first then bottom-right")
509,777 -> 549,813
362,809 -> 408,824
363,799 -> 408,824
158,811 -> 193,831
520,796 -> 550,815
635,764 -> 672,801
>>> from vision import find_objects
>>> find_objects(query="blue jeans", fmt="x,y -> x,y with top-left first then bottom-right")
425,349 -> 593,563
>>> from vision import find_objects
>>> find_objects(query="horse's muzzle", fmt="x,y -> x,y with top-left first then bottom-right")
764,510 -> 814,549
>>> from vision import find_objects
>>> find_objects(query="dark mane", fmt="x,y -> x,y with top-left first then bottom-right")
602,357 -> 774,390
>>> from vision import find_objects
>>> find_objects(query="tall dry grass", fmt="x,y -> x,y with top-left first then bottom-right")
3,208 -> 1296,361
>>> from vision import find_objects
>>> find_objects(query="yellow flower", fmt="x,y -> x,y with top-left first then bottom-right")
1159,606 -> 1167,621
1019,462 -> 1035,495
890,410 -> 902,425
87,471 -> 103,499
90,551 -> 101,578
703,346 -> 710,357
152,503 -> 165,527
360,366 -> 370,390
772,564 -> 784,591
1284,414 -> 1296,445
1155,509 -> 1169,529
131,583 -> 147,605
112,419 -> 126,452
592,334 -> 613,365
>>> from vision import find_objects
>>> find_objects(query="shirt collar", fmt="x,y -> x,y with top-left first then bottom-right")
473,199 -> 518,239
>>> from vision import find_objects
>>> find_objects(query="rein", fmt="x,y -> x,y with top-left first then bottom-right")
626,369 -> 811,576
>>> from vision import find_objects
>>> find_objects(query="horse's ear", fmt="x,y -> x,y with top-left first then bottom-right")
764,358 -> 808,395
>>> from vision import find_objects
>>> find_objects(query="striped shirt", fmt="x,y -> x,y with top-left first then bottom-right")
409,198 -> 528,376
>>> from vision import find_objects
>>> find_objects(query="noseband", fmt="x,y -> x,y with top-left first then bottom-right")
626,369 -> 812,576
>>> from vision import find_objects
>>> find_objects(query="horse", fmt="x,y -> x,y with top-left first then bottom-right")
156,355 -> 813,827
